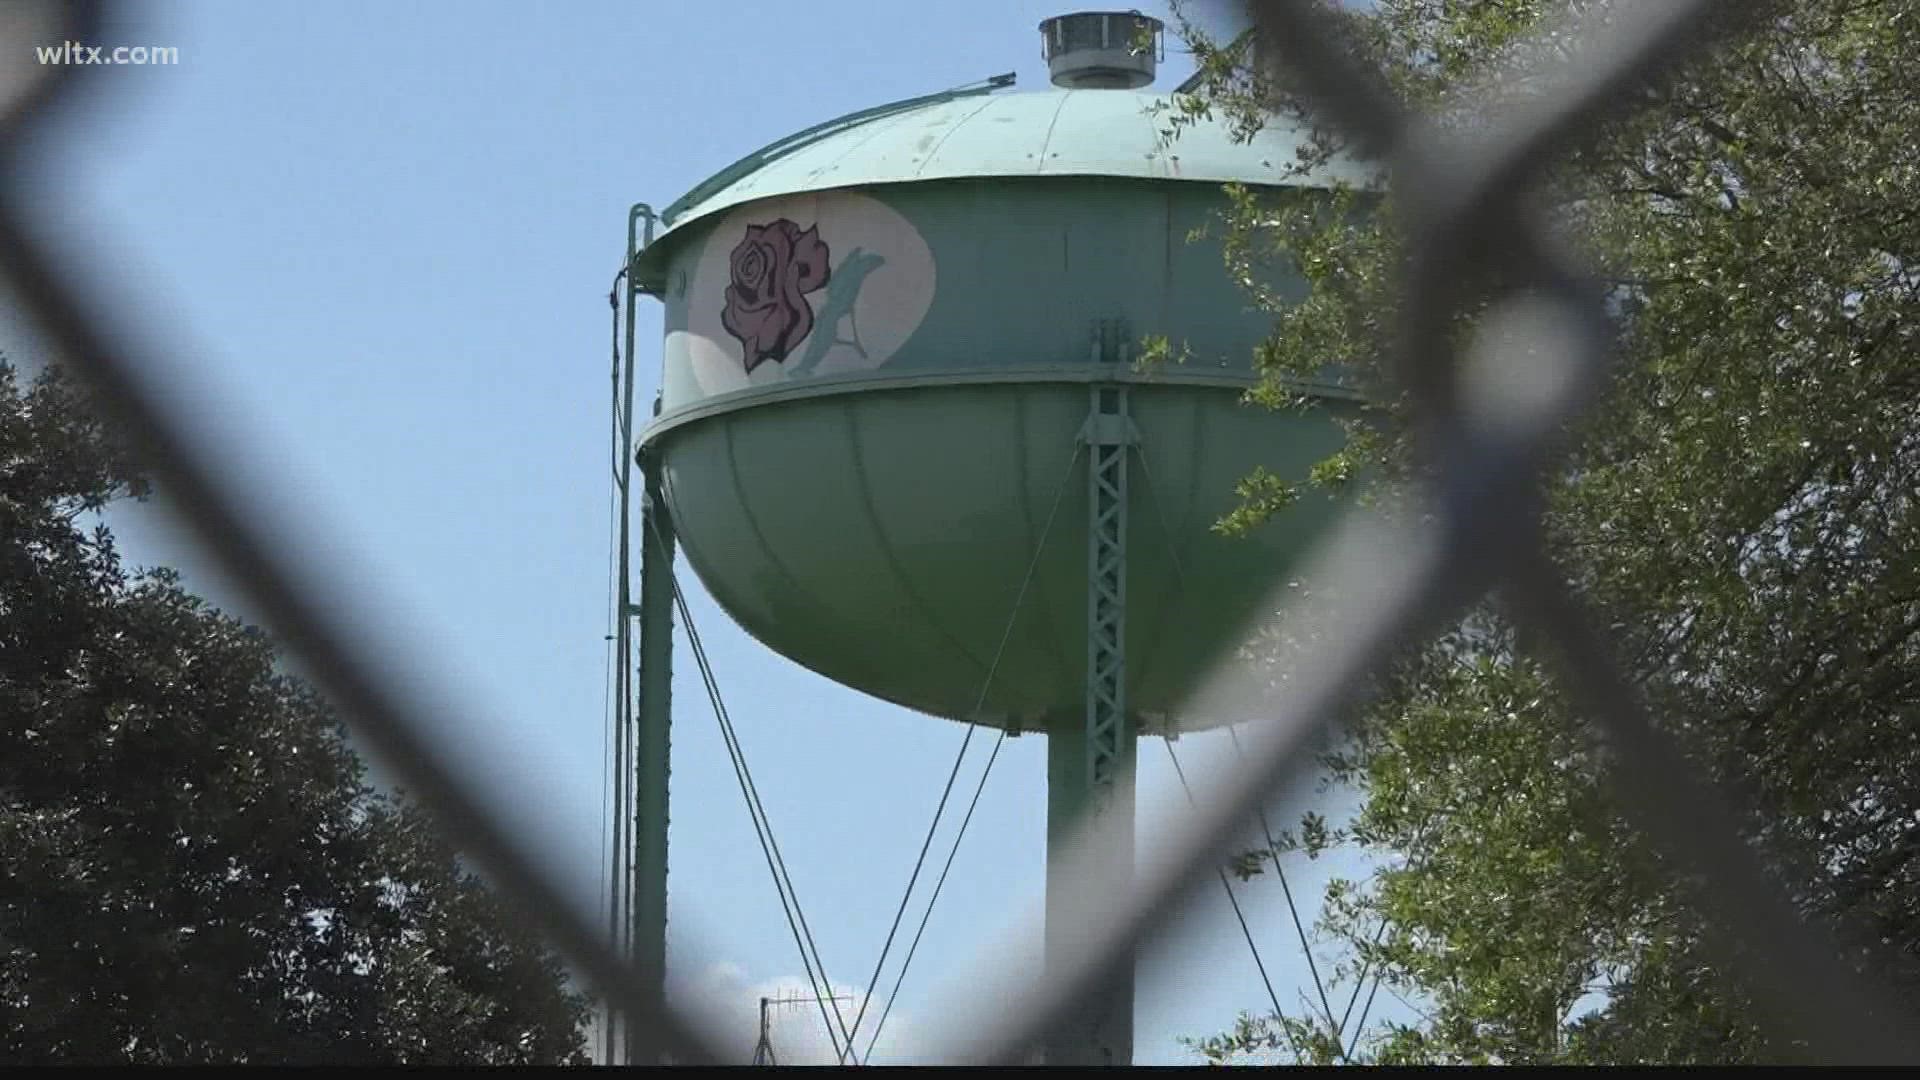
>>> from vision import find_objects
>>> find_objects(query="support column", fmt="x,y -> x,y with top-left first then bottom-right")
627,441 -> 674,1065
612,202 -> 669,1066
1044,381 -> 1138,1067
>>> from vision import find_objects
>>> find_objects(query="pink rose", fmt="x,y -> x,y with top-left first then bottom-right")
721,219 -> 831,372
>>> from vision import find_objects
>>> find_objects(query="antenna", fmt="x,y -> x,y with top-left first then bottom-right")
753,992 -> 856,1066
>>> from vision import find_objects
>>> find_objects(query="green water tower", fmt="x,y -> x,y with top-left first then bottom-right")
617,10 -> 1367,1064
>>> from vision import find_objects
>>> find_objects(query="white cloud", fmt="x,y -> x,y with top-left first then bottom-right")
670,959 -> 928,1066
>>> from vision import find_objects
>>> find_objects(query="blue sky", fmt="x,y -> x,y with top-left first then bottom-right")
4,0 -> 1404,1064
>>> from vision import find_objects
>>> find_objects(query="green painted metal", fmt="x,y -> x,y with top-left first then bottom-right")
628,444 -> 674,1067
634,89 -> 1377,276
610,202 -> 666,1066
647,380 -> 1354,731
649,179 -> 1347,414
644,365 -> 1356,442
1043,706 -> 1136,1066
637,170 -> 1361,733
1039,374 -> 1140,1066
658,73 -> 1016,231
1080,381 -> 1132,792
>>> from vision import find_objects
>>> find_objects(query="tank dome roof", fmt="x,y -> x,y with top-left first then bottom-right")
650,86 -> 1377,241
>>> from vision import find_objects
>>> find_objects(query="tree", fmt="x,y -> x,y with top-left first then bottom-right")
0,357 -> 592,1064
1164,0 -> 1920,1064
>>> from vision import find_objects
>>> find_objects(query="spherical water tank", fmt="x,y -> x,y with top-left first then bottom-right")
632,81 -> 1373,735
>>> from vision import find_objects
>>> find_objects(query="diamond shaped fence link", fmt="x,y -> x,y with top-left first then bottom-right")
2,0 -> 1916,1065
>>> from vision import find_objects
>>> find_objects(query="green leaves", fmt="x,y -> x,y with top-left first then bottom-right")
1172,0 -> 1920,1064
1214,466 -> 1301,537
0,357 -> 590,1065
1133,333 -> 1193,373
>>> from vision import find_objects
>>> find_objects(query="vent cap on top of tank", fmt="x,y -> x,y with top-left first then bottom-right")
1038,10 -> 1165,89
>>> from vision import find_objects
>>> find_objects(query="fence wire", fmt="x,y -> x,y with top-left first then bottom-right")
2,0 -> 1915,1066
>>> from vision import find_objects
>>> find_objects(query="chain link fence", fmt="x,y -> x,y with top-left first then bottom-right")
3,0 -> 1914,1064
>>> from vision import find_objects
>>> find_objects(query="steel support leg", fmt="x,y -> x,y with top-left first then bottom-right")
626,446 -> 675,1066
612,203 -> 670,1066
1044,383 -> 1138,1067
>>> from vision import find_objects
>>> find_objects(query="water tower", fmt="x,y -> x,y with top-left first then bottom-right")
611,11 -> 1368,1065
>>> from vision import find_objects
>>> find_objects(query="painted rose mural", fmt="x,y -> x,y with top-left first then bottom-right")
721,219 -> 831,373
664,191 -> 937,407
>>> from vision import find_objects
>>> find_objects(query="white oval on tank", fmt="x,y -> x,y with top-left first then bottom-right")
666,190 -> 938,405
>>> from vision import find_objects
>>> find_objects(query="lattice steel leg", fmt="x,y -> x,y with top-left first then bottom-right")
625,444 -> 675,1066
1044,383 -> 1139,1066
